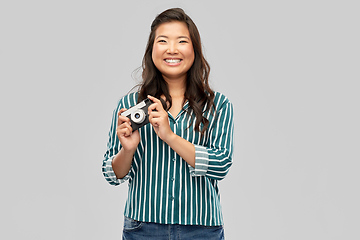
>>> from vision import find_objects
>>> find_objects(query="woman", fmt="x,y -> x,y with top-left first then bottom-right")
102,8 -> 233,240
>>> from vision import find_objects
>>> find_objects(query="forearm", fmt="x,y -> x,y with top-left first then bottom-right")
111,148 -> 135,179
165,133 -> 195,168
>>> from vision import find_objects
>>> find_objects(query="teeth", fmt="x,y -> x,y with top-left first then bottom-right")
165,59 -> 181,63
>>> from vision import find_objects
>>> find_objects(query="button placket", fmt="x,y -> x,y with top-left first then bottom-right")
168,120 -> 177,205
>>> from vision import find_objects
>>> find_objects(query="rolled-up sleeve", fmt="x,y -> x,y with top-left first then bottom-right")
102,99 -> 133,186
189,99 -> 234,180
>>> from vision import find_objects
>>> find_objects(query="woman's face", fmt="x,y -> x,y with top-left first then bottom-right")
152,21 -> 195,82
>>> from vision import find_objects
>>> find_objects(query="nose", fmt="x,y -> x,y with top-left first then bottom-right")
166,43 -> 178,54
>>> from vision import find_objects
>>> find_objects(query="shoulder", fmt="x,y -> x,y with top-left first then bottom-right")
116,92 -> 139,109
212,91 -> 232,109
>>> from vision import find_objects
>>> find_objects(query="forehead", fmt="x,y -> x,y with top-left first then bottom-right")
155,21 -> 190,37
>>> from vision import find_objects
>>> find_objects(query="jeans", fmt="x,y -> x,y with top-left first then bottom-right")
122,216 -> 225,240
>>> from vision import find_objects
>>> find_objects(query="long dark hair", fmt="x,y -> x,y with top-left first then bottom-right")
138,8 -> 215,134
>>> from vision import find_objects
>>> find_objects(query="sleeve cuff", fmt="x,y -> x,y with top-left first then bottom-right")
189,145 -> 209,177
104,157 -> 131,185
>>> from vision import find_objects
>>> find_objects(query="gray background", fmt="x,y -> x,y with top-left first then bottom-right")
1,0 -> 359,239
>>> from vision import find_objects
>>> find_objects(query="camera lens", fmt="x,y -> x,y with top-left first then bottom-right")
131,109 -> 145,123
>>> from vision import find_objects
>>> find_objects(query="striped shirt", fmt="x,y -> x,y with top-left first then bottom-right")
102,91 -> 234,226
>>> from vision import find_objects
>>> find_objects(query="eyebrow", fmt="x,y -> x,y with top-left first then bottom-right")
155,35 -> 190,40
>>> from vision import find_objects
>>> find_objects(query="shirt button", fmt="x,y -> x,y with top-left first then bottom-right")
172,158 -> 176,162
171,177 -> 175,181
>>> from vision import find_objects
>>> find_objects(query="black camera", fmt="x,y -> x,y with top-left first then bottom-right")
121,98 -> 152,131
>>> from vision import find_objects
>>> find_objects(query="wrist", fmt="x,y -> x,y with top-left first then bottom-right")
121,146 -> 137,157
163,132 -> 177,146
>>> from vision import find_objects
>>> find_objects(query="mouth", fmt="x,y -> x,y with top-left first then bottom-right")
164,58 -> 182,64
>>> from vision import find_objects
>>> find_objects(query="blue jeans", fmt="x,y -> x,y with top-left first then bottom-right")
122,217 -> 225,240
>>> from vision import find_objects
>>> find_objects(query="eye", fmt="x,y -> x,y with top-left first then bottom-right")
179,40 -> 188,43
158,39 -> 166,43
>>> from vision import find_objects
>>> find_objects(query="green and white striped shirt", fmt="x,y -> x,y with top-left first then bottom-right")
102,91 -> 234,226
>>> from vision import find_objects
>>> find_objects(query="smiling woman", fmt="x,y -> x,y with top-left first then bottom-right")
138,9 -> 215,134
152,21 -> 195,81
102,8 -> 233,240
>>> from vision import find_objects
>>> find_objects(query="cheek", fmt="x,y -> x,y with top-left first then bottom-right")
152,45 -> 164,58
152,45 -> 160,63
185,48 -> 195,65
183,46 -> 195,60
151,50 -> 156,63
152,47 -> 164,71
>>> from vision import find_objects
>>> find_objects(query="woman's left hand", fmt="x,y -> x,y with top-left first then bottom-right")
147,95 -> 174,143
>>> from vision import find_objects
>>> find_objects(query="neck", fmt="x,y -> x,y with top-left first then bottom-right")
163,75 -> 186,98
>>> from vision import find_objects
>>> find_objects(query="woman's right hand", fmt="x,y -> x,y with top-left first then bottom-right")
116,108 -> 140,152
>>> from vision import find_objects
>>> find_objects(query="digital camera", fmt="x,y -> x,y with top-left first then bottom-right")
121,98 -> 152,131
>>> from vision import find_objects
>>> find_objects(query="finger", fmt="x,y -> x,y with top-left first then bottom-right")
148,110 -> 163,119
118,108 -> 128,116
148,102 -> 157,112
118,115 -> 131,125
148,102 -> 167,114
149,117 -> 159,127
117,108 -> 130,126
117,123 -> 133,136
118,127 -> 132,137
148,112 -> 163,124
147,95 -> 162,104
118,121 -> 133,131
